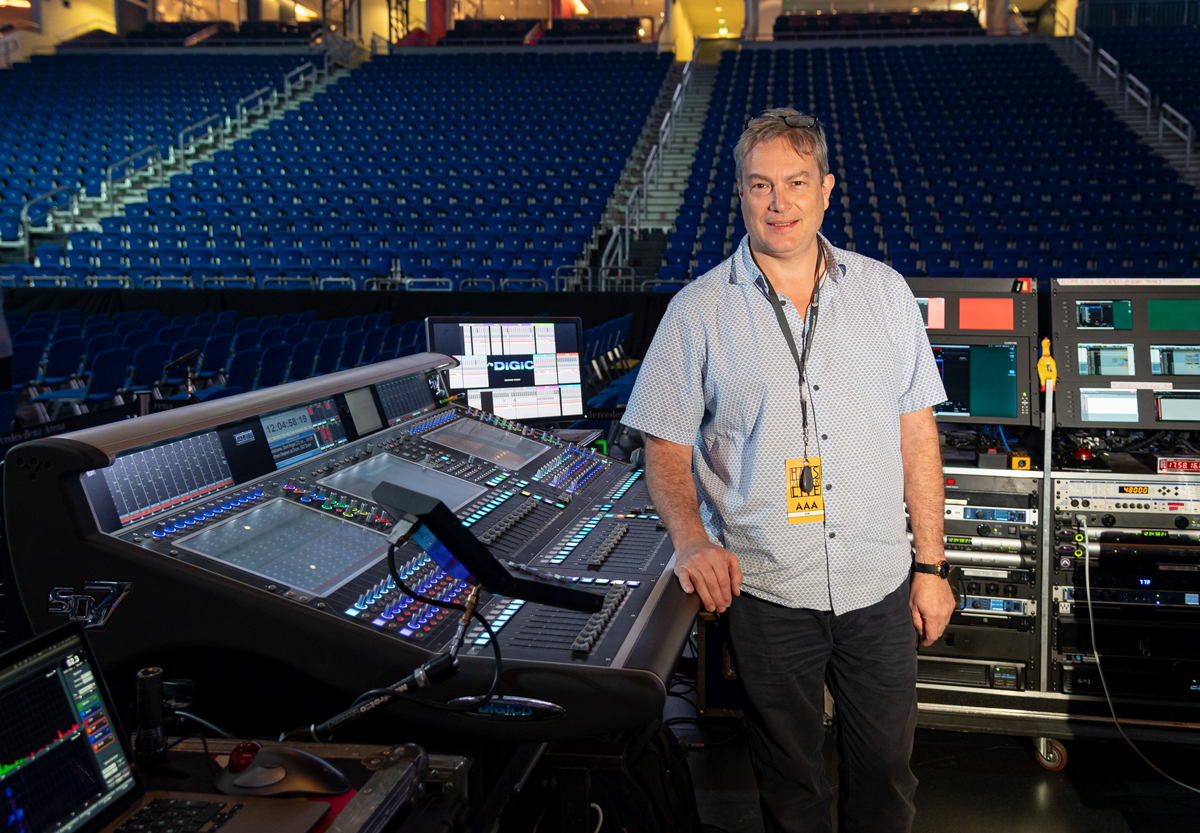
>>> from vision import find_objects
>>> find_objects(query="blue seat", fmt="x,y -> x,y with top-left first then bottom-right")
287,339 -> 320,381
32,347 -> 133,419
256,343 -> 291,389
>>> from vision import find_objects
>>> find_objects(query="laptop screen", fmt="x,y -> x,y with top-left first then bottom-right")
0,626 -> 139,832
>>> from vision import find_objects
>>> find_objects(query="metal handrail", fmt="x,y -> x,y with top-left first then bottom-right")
284,61 -> 316,92
641,144 -> 658,215
178,113 -> 226,156
1159,103 -> 1194,169
21,186 -> 79,261
1073,27 -> 1094,69
600,227 -> 623,274
105,145 -> 162,212
1095,47 -> 1120,93
1124,72 -> 1152,129
658,109 -> 673,153
236,85 -> 275,129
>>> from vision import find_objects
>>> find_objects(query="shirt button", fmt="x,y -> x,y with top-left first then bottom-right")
821,434 -> 828,440
824,484 -> 832,491
828,532 -> 836,539
813,385 -> 820,391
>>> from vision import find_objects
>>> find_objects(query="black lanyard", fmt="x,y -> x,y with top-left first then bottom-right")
761,251 -> 823,434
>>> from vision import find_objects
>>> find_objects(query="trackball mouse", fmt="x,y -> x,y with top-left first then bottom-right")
214,741 -> 351,797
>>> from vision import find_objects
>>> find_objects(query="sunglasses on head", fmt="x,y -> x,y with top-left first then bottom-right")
781,114 -> 820,129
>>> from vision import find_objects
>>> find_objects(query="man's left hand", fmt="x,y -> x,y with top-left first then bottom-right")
909,573 -> 957,647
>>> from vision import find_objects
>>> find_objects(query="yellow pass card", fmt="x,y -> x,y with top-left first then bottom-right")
786,456 -> 825,524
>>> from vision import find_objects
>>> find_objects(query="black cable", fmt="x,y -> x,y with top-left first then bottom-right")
668,693 -> 698,710
665,716 -> 699,727
1083,548 -> 1200,794
385,541 -> 504,712
171,710 -> 234,738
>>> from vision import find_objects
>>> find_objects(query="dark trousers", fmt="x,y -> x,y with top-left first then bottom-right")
726,580 -> 918,833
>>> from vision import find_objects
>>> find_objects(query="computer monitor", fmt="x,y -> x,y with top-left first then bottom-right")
425,316 -> 584,423
929,336 -> 1036,426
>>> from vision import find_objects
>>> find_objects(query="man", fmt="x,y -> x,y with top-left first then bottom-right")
621,109 -> 956,833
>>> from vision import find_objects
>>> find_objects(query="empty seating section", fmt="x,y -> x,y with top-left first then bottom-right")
773,11 -> 982,39
1088,26 -> 1200,128
0,53 -> 312,243
440,19 -> 542,45
60,51 -> 668,289
539,18 -> 644,44
5,308 -> 426,423
124,20 -> 321,45
668,42 -> 1199,279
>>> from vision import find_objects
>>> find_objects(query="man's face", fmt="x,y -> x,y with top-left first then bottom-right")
738,136 -> 835,264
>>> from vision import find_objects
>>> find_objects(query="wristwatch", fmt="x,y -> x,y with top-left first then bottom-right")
912,560 -> 951,579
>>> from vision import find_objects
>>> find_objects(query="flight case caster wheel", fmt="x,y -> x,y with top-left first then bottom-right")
1034,737 -> 1067,771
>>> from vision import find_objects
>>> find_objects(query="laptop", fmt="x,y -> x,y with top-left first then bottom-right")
0,623 -> 328,833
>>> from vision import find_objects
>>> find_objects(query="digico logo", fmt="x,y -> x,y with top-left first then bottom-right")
489,360 -> 535,371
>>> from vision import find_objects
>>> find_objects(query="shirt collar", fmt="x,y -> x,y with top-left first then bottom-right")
729,233 -> 846,292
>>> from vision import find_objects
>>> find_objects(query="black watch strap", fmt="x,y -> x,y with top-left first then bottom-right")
912,560 -> 950,579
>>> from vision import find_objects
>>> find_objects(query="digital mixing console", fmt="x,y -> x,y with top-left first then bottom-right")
3,354 -> 695,741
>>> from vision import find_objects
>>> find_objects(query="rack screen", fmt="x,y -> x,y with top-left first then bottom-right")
1151,345 -> 1200,376
1075,299 -> 1133,330
1147,299 -> 1200,331
426,316 -> 584,423
931,342 -> 1021,421
1079,388 -> 1140,423
261,398 -> 347,469
1076,343 -> 1135,376
1157,391 -> 1200,422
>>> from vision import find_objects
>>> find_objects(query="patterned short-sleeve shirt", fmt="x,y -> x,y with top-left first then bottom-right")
622,235 -> 946,613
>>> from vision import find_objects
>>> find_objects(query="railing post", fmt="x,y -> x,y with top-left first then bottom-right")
21,186 -> 80,261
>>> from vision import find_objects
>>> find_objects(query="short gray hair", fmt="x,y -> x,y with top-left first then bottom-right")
734,107 -> 830,182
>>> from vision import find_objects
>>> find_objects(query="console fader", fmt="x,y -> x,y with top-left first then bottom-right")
3,354 -> 695,742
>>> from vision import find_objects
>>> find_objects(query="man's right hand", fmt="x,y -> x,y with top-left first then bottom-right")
674,540 -> 743,613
